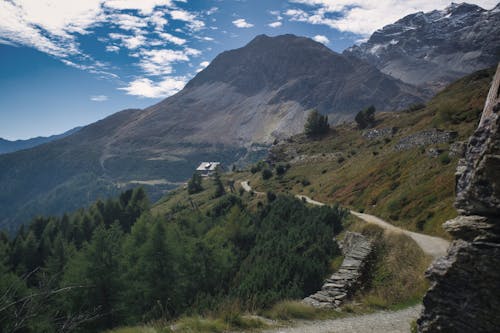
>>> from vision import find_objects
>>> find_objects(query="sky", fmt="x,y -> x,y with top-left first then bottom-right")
0,0 -> 498,140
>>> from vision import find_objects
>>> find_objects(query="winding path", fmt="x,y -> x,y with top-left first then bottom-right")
243,182 -> 449,258
240,180 -> 450,333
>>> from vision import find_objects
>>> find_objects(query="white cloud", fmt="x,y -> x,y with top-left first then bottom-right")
196,60 -> 210,72
90,95 -> 109,102
150,10 -> 168,31
109,32 -> 147,49
312,34 -> 329,44
232,18 -> 254,28
119,77 -> 187,98
104,0 -> 174,15
169,9 -> 205,30
269,21 -> 282,28
286,0 -> 500,35
106,45 -> 120,52
158,32 -> 186,45
201,36 -> 214,41
138,48 -> 201,76
109,13 -> 148,31
206,7 -> 218,15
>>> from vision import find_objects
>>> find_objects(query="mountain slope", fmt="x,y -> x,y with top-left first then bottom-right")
0,127 -> 81,154
244,68 -> 495,237
0,34 -> 424,232
344,2 -> 500,91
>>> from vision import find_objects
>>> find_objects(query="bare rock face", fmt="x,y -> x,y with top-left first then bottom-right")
417,63 -> 500,332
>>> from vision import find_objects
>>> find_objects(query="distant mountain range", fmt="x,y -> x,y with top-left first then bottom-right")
1,2 -> 499,232
344,2 -> 500,91
0,127 -> 81,154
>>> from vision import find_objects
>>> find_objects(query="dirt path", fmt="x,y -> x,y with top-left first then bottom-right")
243,182 -> 449,258
349,211 -> 449,258
262,305 -> 421,333
239,181 -> 449,332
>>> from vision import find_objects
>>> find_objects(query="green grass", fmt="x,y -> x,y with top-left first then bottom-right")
242,68 -> 495,238
265,300 -> 343,321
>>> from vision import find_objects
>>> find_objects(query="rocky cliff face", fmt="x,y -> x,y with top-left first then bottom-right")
417,63 -> 500,332
345,3 -> 500,91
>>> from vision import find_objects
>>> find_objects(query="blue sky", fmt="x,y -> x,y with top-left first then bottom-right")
0,0 -> 497,139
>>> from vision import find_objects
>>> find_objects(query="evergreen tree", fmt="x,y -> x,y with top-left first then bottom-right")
304,109 -> 329,137
213,171 -> 225,198
187,172 -> 203,194
355,105 -> 376,129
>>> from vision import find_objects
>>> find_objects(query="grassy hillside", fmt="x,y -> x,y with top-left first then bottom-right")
238,68 -> 494,237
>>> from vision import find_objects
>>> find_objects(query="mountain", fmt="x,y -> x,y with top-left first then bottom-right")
0,127 -> 81,154
344,2 -> 500,91
0,34 -> 425,232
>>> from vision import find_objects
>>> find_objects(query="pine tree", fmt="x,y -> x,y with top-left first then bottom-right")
304,109 -> 329,137
187,172 -> 203,194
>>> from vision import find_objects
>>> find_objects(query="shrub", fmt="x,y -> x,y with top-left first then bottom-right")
262,168 -> 273,180
187,172 -> 203,194
439,153 -> 451,165
355,106 -> 376,129
267,191 -> 277,202
275,164 -> 286,176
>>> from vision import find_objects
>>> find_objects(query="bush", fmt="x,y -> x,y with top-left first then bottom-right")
355,106 -> 376,129
266,301 -> 318,320
275,164 -> 286,176
439,153 -> 451,165
304,110 -> 329,138
262,168 -> 273,180
187,172 -> 203,194
267,191 -> 277,202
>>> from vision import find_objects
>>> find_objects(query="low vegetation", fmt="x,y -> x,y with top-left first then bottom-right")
244,68 -> 494,237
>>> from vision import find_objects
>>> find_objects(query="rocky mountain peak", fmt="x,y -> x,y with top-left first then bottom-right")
186,34 -> 346,95
344,2 -> 500,90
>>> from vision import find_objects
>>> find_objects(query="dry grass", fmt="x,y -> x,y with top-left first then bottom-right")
349,222 -> 431,309
265,300 -> 343,321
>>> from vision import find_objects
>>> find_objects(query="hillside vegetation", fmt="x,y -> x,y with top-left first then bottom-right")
0,177 -> 345,332
242,68 -> 494,237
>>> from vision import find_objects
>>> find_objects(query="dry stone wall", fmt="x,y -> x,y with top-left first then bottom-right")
303,232 -> 373,308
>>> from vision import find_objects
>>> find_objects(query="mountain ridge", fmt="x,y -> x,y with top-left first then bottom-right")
0,126 -> 81,155
344,2 -> 500,91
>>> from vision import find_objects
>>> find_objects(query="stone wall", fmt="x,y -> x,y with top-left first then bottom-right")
417,63 -> 500,332
303,232 -> 373,308
362,127 -> 398,140
395,129 -> 457,151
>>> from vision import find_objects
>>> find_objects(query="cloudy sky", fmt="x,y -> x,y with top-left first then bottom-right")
0,0 -> 497,139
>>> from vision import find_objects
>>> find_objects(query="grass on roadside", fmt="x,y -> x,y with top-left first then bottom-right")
349,221 -> 431,310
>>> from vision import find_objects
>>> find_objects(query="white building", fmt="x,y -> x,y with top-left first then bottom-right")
196,162 -> 222,176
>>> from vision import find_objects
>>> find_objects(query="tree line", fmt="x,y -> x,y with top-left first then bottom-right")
0,187 -> 346,332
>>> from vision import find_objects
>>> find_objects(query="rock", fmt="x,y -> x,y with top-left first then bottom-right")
426,147 -> 442,158
394,129 -> 457,151
303,232 -> 373,308
448,141 -> 466,158
362,127 -> 397,140
417,63 -> 500,332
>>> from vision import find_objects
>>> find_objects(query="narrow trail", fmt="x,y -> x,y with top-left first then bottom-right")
242,181 -> 450,258
239,180 -> 450,333
261,305 -> 421,333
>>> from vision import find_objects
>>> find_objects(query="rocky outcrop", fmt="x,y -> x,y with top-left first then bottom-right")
417,63 -> 500,332
303,232 -> 373,308
394,129 -> 457,151
362,127 -> 397,140
344,3 -> 500,91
